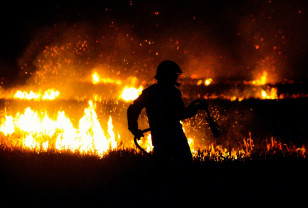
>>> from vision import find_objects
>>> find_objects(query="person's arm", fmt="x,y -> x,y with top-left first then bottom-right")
179,101 -> 199,119
175,90 -> 199,120
179,98 -> 209,120
127,92 -> 146,138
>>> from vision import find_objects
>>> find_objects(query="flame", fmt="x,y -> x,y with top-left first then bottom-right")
0,102 -> 306,160
197,78 -> 213,86
187,137 -> 196,154
14,89 -> 60,100
205,78 -> 213,86
252,71 -> 267,85
92,72 -> 100,84
0,100 -> 117,157
137,133 -> 154,153
91,72 -> 122,85
0,69 -> 305,160
0,115 -> 14,135
261,87 -> 278,99
121,86 -> 143,101
14,91 -> 40,100
42,89 -> 60,100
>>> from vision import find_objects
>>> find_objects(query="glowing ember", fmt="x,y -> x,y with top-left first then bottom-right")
121,86 -> 143,101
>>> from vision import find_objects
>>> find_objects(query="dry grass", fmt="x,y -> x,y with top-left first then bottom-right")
0,146 -> 307,207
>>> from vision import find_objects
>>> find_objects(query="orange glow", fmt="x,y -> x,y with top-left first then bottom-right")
92,72 -> 100,84
91,72 -> 122,85
0,24 -> 306,162
137,133 -> 154,153
14,89 -> 60,100
14,91 -> 40,100
205,78 -> 213,86
0,102 -> 305,159
0,100 -> 118,157
261,87 -> 278,99
252,71 -> 267,85
121,86 -> 143,101
197,78 -> 213,86
42,89 -> 60,100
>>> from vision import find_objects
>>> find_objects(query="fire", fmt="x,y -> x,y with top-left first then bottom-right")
0,68 -> 305,160
14,91 -> 40,100
121,86 -> 143,101
252,71 -> 267,85
0,100 -> 306,160
14,89 -> 60,100
0,115 -> 14,135
197,78 -> 213,86
42,89 -> 60,100
261,87 -> 278,99
91,72 -> 122,85
205,78 -> 213,86
137,133 -> 154,153
0,100 -> 118,157
92,72 -> 100,84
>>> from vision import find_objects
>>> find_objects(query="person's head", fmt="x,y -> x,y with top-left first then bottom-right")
154,60 -> 182,86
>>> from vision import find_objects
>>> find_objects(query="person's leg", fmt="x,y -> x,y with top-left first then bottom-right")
173,139 -> 192,166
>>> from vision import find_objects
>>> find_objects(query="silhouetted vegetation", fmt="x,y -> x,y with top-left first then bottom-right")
0,146 -> 307,207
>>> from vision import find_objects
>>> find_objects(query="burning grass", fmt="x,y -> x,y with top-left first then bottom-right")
0,97 -> 307,160
194,137 -> 306,162
0,83 -> 307,206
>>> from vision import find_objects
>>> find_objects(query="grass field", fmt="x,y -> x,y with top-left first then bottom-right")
0,147 -> 307,207
0,98 -> 307,207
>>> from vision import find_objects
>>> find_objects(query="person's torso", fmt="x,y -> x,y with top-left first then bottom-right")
142,84 -> 185,144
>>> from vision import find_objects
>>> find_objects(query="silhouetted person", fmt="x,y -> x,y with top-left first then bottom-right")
127,60 -> 204,166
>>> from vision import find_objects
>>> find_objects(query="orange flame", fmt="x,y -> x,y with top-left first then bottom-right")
91,72 -> 122,85
0,100 -> 118,157
14,89 -> 60,100
252,71 -> 267,85
197,78 -> 213,86
121,86 -> 143,102
261,87 -> 278,99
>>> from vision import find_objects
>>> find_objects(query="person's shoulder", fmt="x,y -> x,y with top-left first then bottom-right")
142,83 -> 158,94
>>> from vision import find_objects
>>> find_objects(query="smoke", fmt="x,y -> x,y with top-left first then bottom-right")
16,22 -> 235,88
4,0 -> 306,88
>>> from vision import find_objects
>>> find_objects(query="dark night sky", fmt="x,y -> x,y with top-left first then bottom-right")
0,0 -> 307,86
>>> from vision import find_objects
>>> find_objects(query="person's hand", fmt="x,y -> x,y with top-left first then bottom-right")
133,129 -> 144,140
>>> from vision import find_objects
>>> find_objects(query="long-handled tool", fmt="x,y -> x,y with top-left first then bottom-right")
204,107 -> 222,138
194,99 -> 222,138
134,128 -> 151,156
